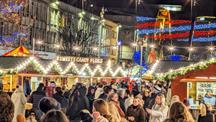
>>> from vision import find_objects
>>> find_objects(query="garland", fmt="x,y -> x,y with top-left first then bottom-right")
144,30 -> 216,40
156,58 -> 216,81
138,23 -> 216,35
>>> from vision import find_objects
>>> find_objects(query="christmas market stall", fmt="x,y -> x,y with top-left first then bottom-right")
0,56 -> 126,93
156,58 -> 216,105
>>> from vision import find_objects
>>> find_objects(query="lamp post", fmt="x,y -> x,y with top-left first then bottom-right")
138,40 -> 144,79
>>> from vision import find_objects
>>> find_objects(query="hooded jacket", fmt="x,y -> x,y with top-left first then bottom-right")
66,84 -> 90,121
11,86 -> 27,122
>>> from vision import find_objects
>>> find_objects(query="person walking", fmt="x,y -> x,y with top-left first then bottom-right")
11,86 -> 27,122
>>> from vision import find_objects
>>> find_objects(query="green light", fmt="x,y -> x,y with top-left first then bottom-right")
91,16 -> 96,20
82,11 -> 86,15
78,13 -> 83,18
101,19 -> 105,22
55,1 -> 60,4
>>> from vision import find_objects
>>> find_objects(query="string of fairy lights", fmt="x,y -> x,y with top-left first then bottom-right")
11,57 -> 126,77
156,58 -> 216,81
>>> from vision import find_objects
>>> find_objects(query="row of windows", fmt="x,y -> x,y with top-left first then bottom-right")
0,0 -> 107,57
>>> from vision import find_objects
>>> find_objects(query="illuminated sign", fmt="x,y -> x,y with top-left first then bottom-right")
56,56 -> 103,64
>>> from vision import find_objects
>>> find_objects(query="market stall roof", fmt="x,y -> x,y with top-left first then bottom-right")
154,60 -> 196,74
2,45 -> 30,56
0,57 -> 125,77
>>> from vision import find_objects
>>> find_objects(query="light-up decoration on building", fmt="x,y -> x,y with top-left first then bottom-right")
12,57 -> 126,77
138,23 -> 216,35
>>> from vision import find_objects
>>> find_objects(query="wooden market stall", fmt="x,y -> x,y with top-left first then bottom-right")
0,56 -> 126,92
157,59 -> 216,102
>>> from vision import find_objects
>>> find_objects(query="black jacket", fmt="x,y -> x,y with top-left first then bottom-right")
53,92 -> 68,108
66,84 -> 90,121
28,90 -> 46,110
119,96 -> 126,113
99,93 -> 108,100
198,112 -> 215,122
127,105 -> 146,122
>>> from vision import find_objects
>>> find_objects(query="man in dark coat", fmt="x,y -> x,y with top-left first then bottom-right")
28,83 -> 46,120
53,87 -> 68,111
98,85 -> 112,100
66,83 -> 90,122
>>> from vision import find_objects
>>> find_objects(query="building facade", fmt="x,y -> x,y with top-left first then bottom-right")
0,0 -> 119,59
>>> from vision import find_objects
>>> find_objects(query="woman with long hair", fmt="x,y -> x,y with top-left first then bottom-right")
146,94 -> 168,122
93,99 -> 113,122
198,103 -> 215,122
107,93 -> 128,122
165,102 -> 194,122
126,97 -> 146,122
108,93 -> 125,117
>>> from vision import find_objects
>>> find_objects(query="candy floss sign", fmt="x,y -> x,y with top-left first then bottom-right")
56,56 -> 103,64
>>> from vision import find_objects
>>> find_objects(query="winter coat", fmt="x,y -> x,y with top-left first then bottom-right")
198,112 -> 216,122
108,101 -> 128,122
125,96 -> 133,111
95,87 -> 103,99
11,86 -> 27,122
66,84 -> 90,121
28,89 -> 46,110
28,88 -> 46,121
53,92 -> 68,109
87,93 -> 95,113
143,96 -> 155,109
109,101 -> 125,117
93,115 -> 109,122
119,96 -> 126,113
127,105 -> 146,122
149,104 -> 168,122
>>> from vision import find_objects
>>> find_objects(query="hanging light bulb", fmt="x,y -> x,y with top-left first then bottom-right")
188,47 -> 194,52
149,44 -> 156,48
36,41 -> 43,45
168,46 -> 175,51
73,46 -> 81,51
131,42 -> 137,47
208,46 -> 214,51
54,44 -> 60,49
92,47 -> 99,51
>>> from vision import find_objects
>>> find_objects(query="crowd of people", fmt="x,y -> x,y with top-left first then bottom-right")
0,80 -> 216,122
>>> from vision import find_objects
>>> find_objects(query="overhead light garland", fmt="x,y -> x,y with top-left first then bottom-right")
144,30 -> 216,40
8,57 -> 126,77
136,20 -> 191,29
156,58 -> 216,81
136,16 -> 156,22
138,23 -> 216,35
